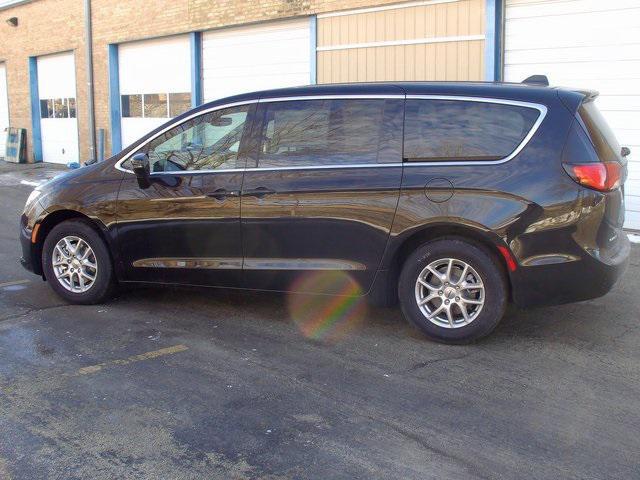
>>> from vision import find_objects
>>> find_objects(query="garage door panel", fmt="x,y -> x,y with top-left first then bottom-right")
505,44 -> 640,64
504,61 -> 640,81
505,0 -> 640,230
37,52 -> 78,164
626,194 -> 640,210
506,27 -> 640,51
118,35 -> 191,148
597,95 -> 640,112
202,19 -> 310,102
507,0 -> 640,19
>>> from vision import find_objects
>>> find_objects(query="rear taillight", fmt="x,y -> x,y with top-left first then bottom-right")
563,162 -> 622,192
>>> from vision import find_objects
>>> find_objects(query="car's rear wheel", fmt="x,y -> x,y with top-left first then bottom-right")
42,219 -> 115,304
398,238 -> 507,344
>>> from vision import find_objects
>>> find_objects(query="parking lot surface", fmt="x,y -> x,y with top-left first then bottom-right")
0,161 -> 639,479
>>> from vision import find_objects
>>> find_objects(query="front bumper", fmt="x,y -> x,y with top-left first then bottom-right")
19,214 -> 42,275
512,232 -> 630,308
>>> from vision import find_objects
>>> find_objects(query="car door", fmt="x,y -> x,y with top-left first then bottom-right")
240,96 -> 404,294
116,103 -> 255,287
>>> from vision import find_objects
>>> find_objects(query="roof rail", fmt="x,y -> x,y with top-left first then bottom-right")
522,75 -> 549,87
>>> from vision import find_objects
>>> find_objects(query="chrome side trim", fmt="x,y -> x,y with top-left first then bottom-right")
404,95 -> 548,166
243,258 -> 366,271
132,257 -> 366,271
115,93 -> 547,174
132,257 -> 242,270
258,94 -> 405,103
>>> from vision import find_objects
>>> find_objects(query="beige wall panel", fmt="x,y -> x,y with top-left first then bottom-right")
318,39 -> 484,83
318,0 -> 485,84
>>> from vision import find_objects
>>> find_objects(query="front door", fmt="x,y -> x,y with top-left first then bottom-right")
240,97 -> 404,294
116,103 -> 254,286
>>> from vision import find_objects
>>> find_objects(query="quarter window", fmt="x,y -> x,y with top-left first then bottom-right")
403,99 -> 541,162
254,99 -> 403,168
123,105 -> 250,173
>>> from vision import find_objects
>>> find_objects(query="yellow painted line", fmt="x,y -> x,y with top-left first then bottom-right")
0,279 -> 30,288
77,344 -> 188,376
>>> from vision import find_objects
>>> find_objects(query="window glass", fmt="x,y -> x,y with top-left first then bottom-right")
169,92 -> 192,117
53,98 -> 68,118
255,99 -> 402,168
68,98 -> 77,118
125,105 -> 250,173
122,94 -> 142,118
578,101 -> 620,163
40,99 -> 53,119
144,93 -> 168,118
403,100 -> 540,161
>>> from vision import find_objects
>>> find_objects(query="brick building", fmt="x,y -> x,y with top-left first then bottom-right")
0,0 -> 638,229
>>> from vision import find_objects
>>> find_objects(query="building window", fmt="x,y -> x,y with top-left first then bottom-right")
39,98 -> 77,119
121,94 -> 142,117
121,92 -> 191,119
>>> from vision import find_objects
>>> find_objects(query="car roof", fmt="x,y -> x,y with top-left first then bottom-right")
196,81 -> 588,113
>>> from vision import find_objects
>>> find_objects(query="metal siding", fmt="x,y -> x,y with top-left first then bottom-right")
504,0 -> 640,230
317,0 -> 486,83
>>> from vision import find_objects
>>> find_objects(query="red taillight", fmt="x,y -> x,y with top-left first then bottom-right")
563,162 -> 622,192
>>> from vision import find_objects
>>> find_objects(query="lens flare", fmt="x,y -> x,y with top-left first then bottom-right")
287,271 -> 367,343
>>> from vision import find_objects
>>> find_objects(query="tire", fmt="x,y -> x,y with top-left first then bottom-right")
398,238 -> 507,344
42,219 -> 115,304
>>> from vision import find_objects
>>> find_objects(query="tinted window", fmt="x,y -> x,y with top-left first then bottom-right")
404,99 -> 540,161
254,99 -> 403,168
578,100 -> 620,163
123,105 -> 250,173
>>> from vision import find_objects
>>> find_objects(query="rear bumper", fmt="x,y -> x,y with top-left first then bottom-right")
512,233 -> 630,308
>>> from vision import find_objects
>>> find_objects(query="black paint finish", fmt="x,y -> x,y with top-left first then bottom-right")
19,82 -> 630,309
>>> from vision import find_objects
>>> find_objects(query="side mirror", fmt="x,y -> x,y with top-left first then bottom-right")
130,152 -> 151,189
621,146 -> 631,158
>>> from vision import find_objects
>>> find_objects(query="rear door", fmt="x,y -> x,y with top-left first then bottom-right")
240,96 -> 404,293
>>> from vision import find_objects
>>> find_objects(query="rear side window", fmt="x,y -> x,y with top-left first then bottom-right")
253,99 -> 403,168
403,99 -> 541,162
578,100 -> 620,163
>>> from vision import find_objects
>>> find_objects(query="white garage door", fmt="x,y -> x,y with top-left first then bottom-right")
0,63 -> 8,159
37,52 -> 79,164
119,35 -> 191,148
504,0 -> 640,230
202,18 -> 311,102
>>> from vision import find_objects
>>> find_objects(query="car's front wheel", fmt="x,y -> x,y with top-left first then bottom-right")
42,219 -> 115,304
398,238 -> 507,344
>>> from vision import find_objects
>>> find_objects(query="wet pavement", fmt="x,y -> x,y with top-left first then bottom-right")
0,161 -> 639,479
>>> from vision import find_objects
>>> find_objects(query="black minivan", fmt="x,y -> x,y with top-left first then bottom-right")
20,81 -> 630,343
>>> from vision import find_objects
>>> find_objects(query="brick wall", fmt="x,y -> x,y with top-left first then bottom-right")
0,0 -> 470,161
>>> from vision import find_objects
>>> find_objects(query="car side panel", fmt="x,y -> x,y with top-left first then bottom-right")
381,94 -> 590,306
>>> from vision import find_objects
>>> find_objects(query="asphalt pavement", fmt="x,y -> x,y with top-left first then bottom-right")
0,160 -> 639,480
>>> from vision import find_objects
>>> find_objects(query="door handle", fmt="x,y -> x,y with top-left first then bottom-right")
243,186 -> 275,198
206,188 -> 240,200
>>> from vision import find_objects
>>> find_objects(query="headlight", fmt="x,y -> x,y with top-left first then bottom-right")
24,189 -> 42,212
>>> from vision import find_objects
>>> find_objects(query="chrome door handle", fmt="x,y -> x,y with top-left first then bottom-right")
243,187 -> 275,198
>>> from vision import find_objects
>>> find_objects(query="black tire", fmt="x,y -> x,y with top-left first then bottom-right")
398,238 -> 507,344
42,219 -> 115,304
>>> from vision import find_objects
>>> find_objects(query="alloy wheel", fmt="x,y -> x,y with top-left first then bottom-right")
414,258 -> 485,328
51,236 -> 98,293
